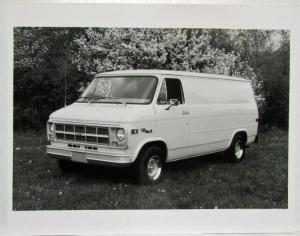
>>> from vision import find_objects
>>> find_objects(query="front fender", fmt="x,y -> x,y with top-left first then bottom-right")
132,137 -> 168,162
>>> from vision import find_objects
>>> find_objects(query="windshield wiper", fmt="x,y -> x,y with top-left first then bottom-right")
98,96 -> 127,106
78,96 -> 94,104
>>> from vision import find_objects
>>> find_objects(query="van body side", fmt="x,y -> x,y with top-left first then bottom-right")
46,70 -> 259,183
153,74 -> 258,162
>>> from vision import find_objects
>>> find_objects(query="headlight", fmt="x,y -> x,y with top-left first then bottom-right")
116,128 -> 125,141
49,122 -> 54,133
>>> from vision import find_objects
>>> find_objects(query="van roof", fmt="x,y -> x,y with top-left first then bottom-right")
96,69 -> 249,82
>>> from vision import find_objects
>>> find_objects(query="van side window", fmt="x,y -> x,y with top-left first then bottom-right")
165,78 -> 184,104
157,79 -> 168,104
157,78 -> 185,105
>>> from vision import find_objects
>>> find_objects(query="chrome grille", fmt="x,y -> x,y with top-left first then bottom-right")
54,123 -> 109,145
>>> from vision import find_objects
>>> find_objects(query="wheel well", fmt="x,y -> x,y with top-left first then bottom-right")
234,131 -> 248,144
138,141 -> 168,162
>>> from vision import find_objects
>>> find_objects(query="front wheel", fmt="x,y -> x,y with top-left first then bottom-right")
225,134 -> 246,163
135,146 -> 164,184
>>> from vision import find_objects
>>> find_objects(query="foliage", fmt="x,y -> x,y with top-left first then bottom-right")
14,28 -> 88,129
14,28 -> 48,69
256,31 -> 290,128
13,27 -> 289,130
73,28 -> 257,85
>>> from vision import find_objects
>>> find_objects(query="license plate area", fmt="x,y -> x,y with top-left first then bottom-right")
72,152 -> 87,163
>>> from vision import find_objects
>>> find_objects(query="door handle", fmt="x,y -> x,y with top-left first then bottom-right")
182,110 -> 190,115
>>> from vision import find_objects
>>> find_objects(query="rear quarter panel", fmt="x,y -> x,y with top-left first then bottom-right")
181,76 -> 258,156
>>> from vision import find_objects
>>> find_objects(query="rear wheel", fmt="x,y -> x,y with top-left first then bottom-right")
225,134 -> 246,162
135,146 -> 165,184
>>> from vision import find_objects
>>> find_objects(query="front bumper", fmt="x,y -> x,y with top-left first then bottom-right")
46,145 -> 132,167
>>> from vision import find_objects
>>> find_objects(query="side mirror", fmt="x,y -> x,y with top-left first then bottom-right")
165,99 -> 178,110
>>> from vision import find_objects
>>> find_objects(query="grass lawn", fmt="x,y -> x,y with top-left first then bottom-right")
13,128 -> 288,210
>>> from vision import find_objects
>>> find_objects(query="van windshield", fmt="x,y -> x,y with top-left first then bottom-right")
77,76 -> 158,104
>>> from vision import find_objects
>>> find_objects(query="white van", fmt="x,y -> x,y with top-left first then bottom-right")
46,70 -> 259,184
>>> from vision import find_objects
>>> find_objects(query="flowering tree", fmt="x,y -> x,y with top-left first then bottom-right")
14,27 -> 289,129
72,28 -> 258,86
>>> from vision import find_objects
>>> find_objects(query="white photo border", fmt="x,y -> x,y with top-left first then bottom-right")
1,1 -> 299,235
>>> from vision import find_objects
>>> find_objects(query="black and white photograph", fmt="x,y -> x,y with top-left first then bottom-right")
2,1 -> 300,235
13,27 -> 289,210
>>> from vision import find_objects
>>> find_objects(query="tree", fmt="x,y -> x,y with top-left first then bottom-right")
13,27 -> 289,130
73,28 -> 256,79
14,27 -> 88,129
257,31 -> 290,128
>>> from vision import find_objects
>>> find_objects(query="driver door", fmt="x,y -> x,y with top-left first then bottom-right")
154,77 -> 189,160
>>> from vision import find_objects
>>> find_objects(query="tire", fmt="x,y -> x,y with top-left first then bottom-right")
135,146 -> 165,184
225,134 -> 246,163
58,159 -> 74,173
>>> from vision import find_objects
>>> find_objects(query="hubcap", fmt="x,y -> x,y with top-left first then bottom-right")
234,141 -> 244,159
147,155 -> 162,181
